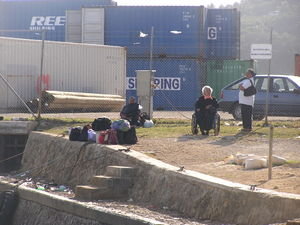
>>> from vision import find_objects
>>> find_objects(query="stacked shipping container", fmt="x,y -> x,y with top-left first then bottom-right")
103,6 -> 241,109
0,0 -> 242,110
0,0 -> 116,41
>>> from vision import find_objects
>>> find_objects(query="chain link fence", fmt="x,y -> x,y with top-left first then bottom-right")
0,1 -> 299,202
0,7 -> 299,126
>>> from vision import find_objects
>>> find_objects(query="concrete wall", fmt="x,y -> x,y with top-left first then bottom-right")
21,132 -> 300,225
0,181 -> 164,225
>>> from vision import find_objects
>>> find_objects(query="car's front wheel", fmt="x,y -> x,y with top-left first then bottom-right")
232,103 -> 242,120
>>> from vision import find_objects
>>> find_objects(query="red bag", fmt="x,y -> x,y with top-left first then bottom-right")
98,129 -> 118,145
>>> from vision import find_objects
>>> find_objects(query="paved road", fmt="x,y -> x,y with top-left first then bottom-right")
2,111 -> 299,121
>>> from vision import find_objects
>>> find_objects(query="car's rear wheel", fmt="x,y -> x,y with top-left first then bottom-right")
232,103 -> 242,120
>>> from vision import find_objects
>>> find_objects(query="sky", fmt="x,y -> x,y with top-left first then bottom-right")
115,0 -> 241,7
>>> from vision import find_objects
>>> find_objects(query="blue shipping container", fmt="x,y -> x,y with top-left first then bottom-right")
204,8 -> 240,59
126,58 -> 204,110
0,0 -> 116,41
105,6 -> 205,58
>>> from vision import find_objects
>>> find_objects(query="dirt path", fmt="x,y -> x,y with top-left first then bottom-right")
133,135 -> 300,195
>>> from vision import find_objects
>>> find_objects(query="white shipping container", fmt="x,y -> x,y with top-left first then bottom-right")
0,37 -> 126,111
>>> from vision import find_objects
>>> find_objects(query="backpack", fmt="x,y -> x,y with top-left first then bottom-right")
92,117 -> 112,131
111,119 -> 131,132
117,127 -> 137,145
69,127 -> 82,141
140,112 -> 150,127
69,125 -> 89,142
79,125 -> 89,142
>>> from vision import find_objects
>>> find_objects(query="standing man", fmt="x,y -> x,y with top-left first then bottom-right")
239,69 -> 256,132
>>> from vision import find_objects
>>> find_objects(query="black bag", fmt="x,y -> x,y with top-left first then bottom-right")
139,112 -> 150,127
244,79 -> 257,96
79,125 -> 89,142
92,117 -> 112,131
69,127 -> 82,141
117,128 -> 137,145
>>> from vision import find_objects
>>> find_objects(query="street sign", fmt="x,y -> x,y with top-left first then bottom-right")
250,44 -> 272,60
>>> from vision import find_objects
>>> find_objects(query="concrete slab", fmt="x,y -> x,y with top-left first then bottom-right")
21,132 -> 300,225
91,176 -> 133,189
0,181 -> 166,225
287,219 -> 300,225
76,185 -> 114,200
105,166 -> 137,178
0,121 -> 37,135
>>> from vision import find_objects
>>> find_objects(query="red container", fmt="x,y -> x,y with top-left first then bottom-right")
295,54 -> 300,76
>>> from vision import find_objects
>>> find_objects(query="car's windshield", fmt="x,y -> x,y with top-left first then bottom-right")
226,78 -> 245,90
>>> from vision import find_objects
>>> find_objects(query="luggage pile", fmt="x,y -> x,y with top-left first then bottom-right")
69,117 -> 137,145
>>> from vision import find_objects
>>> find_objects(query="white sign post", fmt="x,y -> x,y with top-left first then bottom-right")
250,42 -> 273,125
250,28 -> 273,180
250,44 -> 272,60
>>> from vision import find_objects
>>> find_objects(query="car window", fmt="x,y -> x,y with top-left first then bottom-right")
286,79 -> 297,92
255,77 -> 268,91
272,78 -> 286,92
272,78 -> 297,92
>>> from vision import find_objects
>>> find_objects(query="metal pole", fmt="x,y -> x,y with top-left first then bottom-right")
264,28 -> 273,126
149,26 -> 154,70
268,125 -> 274,180
37,30 -> 46,120
0,72 -> 37,119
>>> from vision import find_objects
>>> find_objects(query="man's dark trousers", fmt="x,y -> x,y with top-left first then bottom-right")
241,104 -> 253,129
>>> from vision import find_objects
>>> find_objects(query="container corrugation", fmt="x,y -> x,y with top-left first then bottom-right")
0,0 -> 116,41
105,6 -> 205,58
126,58 -> 204,110
0,37 -> 126,110
204,8 -> 240,59
205,59 -> 253,99
295,54 -> 300,76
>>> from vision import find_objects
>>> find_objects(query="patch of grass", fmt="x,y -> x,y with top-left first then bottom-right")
35,117 -> 300,139
286,160 -> 300,164
138,125 -> 191,138
286,160 -> 300,168
137,123 -> 300,139
255,120 -> 300,129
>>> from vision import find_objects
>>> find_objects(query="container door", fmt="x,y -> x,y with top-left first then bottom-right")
206,60 -> 253,99
65,10 -> 82,43
82,8 -> 104,44
6,75 -> 35,109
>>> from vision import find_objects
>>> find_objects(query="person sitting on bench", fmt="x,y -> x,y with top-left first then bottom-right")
120,96 -> 142,126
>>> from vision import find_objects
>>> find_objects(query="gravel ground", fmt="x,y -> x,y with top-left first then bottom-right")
133,136 -> 300,195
